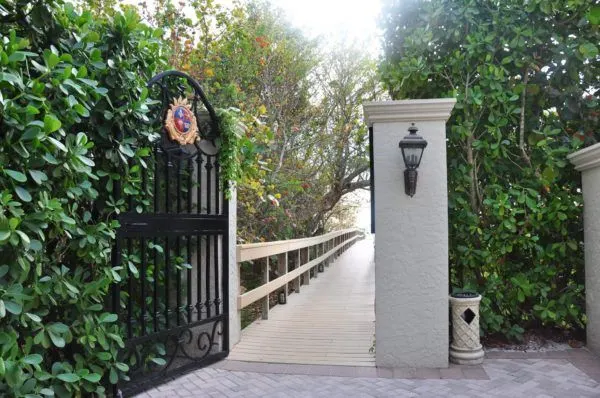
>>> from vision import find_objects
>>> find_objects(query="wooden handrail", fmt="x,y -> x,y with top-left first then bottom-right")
237,228 -> 361,314
237,228 -> 358,262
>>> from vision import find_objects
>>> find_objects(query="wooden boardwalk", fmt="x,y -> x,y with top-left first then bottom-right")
229,238 -> 375,366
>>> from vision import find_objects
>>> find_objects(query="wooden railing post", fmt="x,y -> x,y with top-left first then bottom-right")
313,244 -> 319,278
261,257 -> 269,320
277,252 -> 288,301
332,238 -> 336,259
302,247 -> 310,285
318,243 -> 324,272
294,249 -> 301,294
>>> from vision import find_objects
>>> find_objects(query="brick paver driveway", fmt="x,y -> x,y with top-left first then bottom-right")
136,349 -> 600,397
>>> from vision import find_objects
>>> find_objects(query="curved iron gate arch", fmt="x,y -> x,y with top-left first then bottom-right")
111,71 -> 229,397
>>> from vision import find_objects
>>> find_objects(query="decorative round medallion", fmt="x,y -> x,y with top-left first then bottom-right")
165,97 -> 198,145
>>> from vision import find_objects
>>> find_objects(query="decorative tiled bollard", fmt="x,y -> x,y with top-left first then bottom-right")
449,292 -> 484,365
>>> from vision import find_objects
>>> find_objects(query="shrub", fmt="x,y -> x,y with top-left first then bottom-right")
0,1 -> 165,396
380,0 -> 596,339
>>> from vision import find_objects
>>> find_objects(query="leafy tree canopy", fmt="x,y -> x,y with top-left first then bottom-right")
148,0 -> 380,241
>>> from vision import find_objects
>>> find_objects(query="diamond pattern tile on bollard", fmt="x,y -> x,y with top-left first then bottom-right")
461,308 -> 476,324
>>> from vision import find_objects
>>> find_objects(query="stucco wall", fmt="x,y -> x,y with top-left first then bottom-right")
568,143 -> 600,355
364,99 -> 456,368
582,168 -> 600,353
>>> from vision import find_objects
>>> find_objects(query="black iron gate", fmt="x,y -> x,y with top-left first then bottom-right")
111,71 -> 229,396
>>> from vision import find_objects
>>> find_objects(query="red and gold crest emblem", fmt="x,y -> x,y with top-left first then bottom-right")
164,97 -> 198,145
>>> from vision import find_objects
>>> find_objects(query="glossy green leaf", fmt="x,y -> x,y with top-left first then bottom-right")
56,373 -> 80,382
151,357 -> 166,366
0,72 -> 21,86
5,169 -> 27,182
109,367 -> 118,384
46,137 -> 67,152
43,115 -> 62,133
48,331 -> 65,348
22,354 -> 43,365
47,53 -> 60,69
48,323 -> 69,334
26,313 -> 42,322
73,104 -> 90,117
29,170 -> 48,185
83,373 -> 101,382
15,186 -> 32,202
99,313 -> 118,323
4,301 -> 22,315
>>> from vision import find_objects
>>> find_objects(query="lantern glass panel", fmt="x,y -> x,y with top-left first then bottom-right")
402,146 -> 424,169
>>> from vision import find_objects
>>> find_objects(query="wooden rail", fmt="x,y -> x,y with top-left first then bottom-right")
237,229 -> 360,319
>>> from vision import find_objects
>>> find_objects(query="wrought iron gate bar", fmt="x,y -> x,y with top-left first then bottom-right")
196,233 -> 203,321
123,314 -> 227,347
117,214 -> 227,237
214,159 -> 220,214
152,236 -> 159,333
165,235 -> 171,330
206,156 -> 213,214
176,235 -> 182,327
140,237 -> 147,336
205,233 -> 211,319
214,231 -> 220,315
196,155 -> 203,214
165,154 -> 170,213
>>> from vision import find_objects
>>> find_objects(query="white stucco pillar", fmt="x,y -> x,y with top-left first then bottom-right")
228,189 -> 241,348
363,99 -> 456,368
568,143 -> 600,355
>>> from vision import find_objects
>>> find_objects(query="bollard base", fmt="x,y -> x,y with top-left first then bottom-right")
449,345 -> 484,365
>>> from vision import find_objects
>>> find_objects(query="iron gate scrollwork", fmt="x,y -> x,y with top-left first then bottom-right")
111,71 -> 229,396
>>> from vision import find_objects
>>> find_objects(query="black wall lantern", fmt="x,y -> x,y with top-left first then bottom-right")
399,123 -> 428,197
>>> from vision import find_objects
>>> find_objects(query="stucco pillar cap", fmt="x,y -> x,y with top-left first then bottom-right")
363,98 -> 457,126
568,143 -> 600,172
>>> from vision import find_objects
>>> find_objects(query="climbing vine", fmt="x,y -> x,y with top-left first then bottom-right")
216,108 -> 244,199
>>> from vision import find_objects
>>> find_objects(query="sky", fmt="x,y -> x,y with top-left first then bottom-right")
268,0 -> 382,54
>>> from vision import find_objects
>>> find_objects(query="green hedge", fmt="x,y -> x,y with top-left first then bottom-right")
379,0 -> 594,340
0,1 -> 166,396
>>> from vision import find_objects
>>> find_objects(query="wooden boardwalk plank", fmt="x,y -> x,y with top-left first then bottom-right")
229,238 -> 375,366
